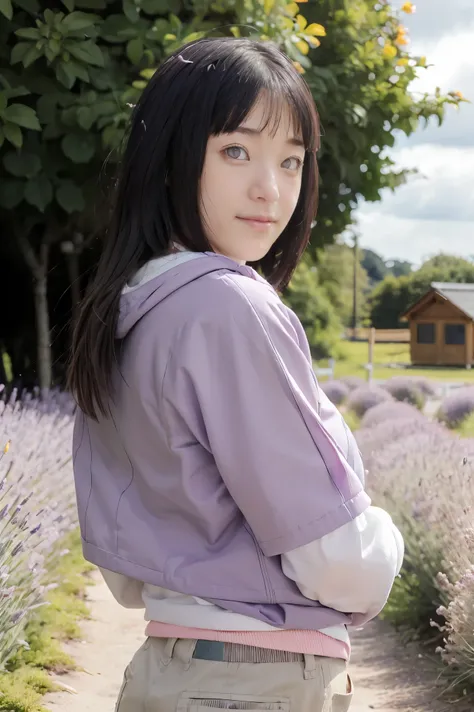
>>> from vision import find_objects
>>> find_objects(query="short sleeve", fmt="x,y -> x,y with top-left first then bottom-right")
163,274 -> 371,557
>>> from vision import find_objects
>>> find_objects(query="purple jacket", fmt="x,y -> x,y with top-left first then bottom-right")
72,253 -> 371,630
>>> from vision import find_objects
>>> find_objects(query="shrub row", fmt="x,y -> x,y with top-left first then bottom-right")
0,387 -> 77,669
355,399 -> 474,698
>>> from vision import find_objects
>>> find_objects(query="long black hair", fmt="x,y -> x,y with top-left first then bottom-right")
68,37 -> 320,420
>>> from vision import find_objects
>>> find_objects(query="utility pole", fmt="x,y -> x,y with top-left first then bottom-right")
351,232 -> 359,340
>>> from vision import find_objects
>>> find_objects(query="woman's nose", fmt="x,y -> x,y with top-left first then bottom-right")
249,170 -> 280,203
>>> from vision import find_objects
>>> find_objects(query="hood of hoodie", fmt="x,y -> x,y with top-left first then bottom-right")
116,251 -> 262,339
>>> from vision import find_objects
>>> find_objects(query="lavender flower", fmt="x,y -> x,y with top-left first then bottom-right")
360,400 -> 427,430
320,380 -> 349,406
356,403 -> 474,693
0,386 -> 77,667
382,376 -> 426,409
339,376 -> 366,392
346,385 -> 393,418
438,386 -> 474,428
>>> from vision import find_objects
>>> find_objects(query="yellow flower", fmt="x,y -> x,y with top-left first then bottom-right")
453,90 -> 464,99
307,36 -> 321,48
296,39 -> 309,55
296,14 -> 307,30
285,2 -> 299,16
383,43 -> 397,59
395,27 -> 409,46
306,23 -> 326,37
401,1 -> 416,13
397,57 -> 409,66
3,440 -> 11,455
293,61 -> 305,73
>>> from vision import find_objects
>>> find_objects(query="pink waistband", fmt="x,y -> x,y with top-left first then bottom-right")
145,621 -> 350,661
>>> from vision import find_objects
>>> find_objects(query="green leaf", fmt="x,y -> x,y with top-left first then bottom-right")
3,104 -> 41,130
141,0 -> 169,13
25,175 -> 53,211
4,86 -> 31,100
56,180 -> 85,212
101,14 -> 133,41
62,11 -> 100,32
140,67 -> 156,80
123,0 -> 140,23
15,27 -> 41,40
56,61 -> 76,89
65,40 -> 104,66
146,18 -> 169,41
0,0 -> 13,21
169,13 -> 181,32
94,100 -> 118,116
43,9 -> 57,25
68,60 -> 90,82
61,132 -> 96,163
0,179 -> 24,208
77,106 -> 95,130
182,31 -> 205,43
11,43 -> 32,65
3,123 -> 23,148
127,37 -> 143,65
3,151 -> 41,178
102,124 -> 124,149
0,92 -> 6,112
61,0 -> 75,10
23,45 -> 43,68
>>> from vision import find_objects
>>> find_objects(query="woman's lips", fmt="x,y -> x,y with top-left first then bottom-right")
237,216 -> 277,230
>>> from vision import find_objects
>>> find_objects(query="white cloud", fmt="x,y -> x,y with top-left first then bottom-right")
400,0 -> 474,42
357,209 -> 474,266
371,144 -> 474,222
354,1 -> 474,262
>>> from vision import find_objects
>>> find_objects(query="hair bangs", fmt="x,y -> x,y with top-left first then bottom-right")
209,46 -> 319,154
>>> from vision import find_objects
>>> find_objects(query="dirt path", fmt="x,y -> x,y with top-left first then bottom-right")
44,571 -> 457,712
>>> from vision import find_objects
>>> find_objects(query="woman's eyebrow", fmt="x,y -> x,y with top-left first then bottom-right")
234,126 -> 304,148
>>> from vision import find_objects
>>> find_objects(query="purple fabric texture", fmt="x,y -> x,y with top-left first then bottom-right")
73,253 -> 370,630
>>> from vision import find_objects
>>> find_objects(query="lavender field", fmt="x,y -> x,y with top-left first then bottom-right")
323,377 -> 474,698
0,387 -> 78,669
2,379 -> 474,703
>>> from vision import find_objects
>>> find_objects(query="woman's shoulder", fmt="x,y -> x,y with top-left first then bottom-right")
187,266 -> 286,325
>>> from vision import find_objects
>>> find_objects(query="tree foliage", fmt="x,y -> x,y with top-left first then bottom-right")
0,0 -> 465,388
369,254 -> 474,329
362,247 -> 388,285
317,241 -> 369,326
283,256 -> 343,359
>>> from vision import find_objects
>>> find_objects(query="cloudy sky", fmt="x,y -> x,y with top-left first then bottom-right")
352,0 -> 474,266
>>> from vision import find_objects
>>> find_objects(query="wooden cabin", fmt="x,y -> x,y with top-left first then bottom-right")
401,282 -> 474,368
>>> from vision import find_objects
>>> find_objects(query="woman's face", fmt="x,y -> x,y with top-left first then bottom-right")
199,97 -> 306,264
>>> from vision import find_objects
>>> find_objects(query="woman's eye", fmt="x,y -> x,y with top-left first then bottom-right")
225,146 -> 249,160
283,156 -> 303,171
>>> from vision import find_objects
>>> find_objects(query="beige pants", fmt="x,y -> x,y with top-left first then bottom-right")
116,638 -> 353,712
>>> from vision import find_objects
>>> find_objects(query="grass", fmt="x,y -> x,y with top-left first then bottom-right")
0,530 -> 94,712
316,341 -> 473,383
340,407 -> 360,432
456,413 -> 474,438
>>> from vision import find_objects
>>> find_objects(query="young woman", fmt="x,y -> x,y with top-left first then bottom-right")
69,37 -> 404,712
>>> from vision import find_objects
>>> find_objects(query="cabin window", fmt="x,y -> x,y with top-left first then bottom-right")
416,323 -> 435,344
445,323 -> 466,345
